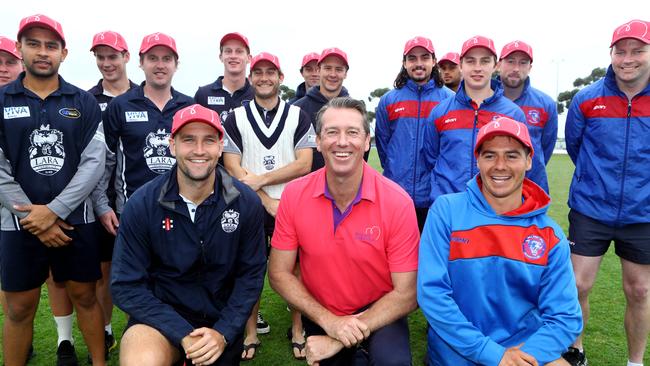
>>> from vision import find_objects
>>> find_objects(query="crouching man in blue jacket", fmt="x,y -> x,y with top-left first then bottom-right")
418,117 -> 581,366
111,104 -> 267,366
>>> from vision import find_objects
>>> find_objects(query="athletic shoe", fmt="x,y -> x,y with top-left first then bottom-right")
56,340 -> 79,366
256,311 -> 270,334
562,347 -> 588,366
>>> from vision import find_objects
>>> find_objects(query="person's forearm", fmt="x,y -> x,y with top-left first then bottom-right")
357,286 -> 417,333
259,155 -> 311,187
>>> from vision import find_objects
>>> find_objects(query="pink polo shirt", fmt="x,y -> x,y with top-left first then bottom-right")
272,162 -> 419,316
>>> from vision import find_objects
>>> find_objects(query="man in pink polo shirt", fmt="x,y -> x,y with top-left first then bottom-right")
269,97 -> 419,365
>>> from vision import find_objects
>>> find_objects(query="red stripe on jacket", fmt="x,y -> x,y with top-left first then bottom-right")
387,100 -> 439,121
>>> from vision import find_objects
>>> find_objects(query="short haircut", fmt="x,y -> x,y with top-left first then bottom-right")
314,97 -> 369,135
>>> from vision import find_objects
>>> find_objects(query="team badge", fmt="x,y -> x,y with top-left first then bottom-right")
527,110 -> 540,125
263,155 -> 276,171
59,108 -> 81,119
221,209 -> 239,233
522,235 -> 546,260
143,129 -> 175,174
99,103 -> 108,112
29,124 -> 65,176
162,217 -> 174,231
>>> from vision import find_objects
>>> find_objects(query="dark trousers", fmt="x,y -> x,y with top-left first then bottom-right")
302,315 -> 412,366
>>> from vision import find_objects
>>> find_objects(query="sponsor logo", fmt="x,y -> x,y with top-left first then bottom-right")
263,155 -> 276,171
125,111 -> 149,122
99,102 -> 108,112
444,117 -> 456,124
593,105 -> 606,110
355,225 -> 381,242
59,108 -> 81,119
143,129 -> 175,173
522,234 -> 546,260
29,124 -> 65,176
221,209 -> 239,233
4,106 -> 30,119
527,110 -> 540,125
394,107 -> 405,113
450,236 -> 470,244
161,217 -> 174,231
208,96 -> 225,105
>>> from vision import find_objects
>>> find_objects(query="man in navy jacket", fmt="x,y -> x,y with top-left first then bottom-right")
112,104 -> 267,366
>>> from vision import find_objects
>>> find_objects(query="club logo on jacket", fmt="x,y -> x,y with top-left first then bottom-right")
29,124 -> 65,176
522,234 -> 546,260
143,129 -> 175,174
527,110 -> 540,125
162,217 -> 174,231
221,209 -> 239,233
263,155 -> 276,171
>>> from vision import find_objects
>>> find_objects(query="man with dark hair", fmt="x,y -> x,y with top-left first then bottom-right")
112,104 -> 266,366
289,52 -> 320,104
270,97 -> 419,365
438,52 -> 461,91
0,14 -> 107,366
375,36 -> 454,231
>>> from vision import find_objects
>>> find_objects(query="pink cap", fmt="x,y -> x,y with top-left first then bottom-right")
139,32 -> 178,58
172,104 -> 224,139
220,32 -> 249,49
91,31 -> 128,52
474,117 -> 534,158
17,14 -> 65,47
460,35 -> 497,58
318,47 -> 348,67
0,36 -> 21,59
403,36 -> 435,55
438,52 -> 460,65
500,40 -> 533,62
250,52 -> 281,72
610,19 -> 650,47
301,52 -> 320,67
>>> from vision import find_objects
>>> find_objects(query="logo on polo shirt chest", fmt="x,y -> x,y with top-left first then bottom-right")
355,225 -> 381,243
263,155 -> 276,170
59,108 -> 81,119
4,106 -> 30,119
221,209 -> 239,233
98,103 -> 108,112
143,129 -> 175,174
208,96 -> 225,106
125,111 -> 148,122
28,124 -> 65,176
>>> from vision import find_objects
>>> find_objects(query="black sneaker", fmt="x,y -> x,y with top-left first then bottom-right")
256,311 -> 270,334
562,347 -> 588,366
56,340 -> 79,366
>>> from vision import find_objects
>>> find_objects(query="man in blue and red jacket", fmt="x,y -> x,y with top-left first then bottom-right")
498,40 -> 558,193
563,19 -> 650,366
375,36 -> 454,231
418,117 -> 582,366
423,35 -> 528,203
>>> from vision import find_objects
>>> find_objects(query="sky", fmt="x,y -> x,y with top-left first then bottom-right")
1,0 -> 647,135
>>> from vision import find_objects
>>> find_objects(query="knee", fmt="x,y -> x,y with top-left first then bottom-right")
574,277 -> 595,298
120,348 -> 171,366
623,280 -> 650,304
67,287 -> 98,309
5,298 -> 38,323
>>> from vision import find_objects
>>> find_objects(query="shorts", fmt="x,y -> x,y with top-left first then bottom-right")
568,209 -> 650,264
0,222 -> 101,291
97,224 -> 116,262
264,212 -> 275,256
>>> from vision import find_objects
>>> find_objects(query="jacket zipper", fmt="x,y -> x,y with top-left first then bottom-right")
413,86 -> 422,201
616,100 -> 632,223
470,108 -> 479,179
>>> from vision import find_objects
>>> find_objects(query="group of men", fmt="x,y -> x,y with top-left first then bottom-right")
0,12 -> 648,366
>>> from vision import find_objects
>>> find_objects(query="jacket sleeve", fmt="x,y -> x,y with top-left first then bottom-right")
565,96 -> 585,164
374,95 -> 391,170
47,100 -> 106,219
0,147 -> 32,218
519,228 -> 583,363
541,101 -> 558,165
91,102 -> 120,216
417,197 -> 506,365
111,193 -> 194,346
212,190 -> 267,342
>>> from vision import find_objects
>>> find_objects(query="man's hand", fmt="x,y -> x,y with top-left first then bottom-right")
239,171 -> 267,192
182,328 -> 226,366
323,315 -> 370,348
260,195 -> 280,217
37,219 -> 74,247
16,204 -> 58,235
305,335 -> 344,366
498,344 -> 538,366
98,209 -> 120,236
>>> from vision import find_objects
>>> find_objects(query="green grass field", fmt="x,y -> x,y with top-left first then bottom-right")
1,150 -> 647,365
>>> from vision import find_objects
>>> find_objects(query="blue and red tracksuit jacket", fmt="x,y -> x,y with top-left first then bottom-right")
566,66 -> 650,227
375,79 -> 454,208
423,80 -> 527,202
417,176 -> 582,365
500,77 -> 558,193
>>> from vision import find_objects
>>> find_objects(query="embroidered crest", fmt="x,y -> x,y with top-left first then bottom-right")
29,124 -> 65,176
221,209 -> 239,233
522,235 -> 546,260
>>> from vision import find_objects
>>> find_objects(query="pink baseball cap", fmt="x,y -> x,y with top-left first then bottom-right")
318,47 -> 348,67
17,14 -> 65,47
250,52 -> 281,72
474,117 -> 534,157
301,52 -> 320,67
220,32 -> 249,49
403,36 -> 435,55
438,52 -> 460,65
139,32 -> 178,58
500,40 -> 533,62
610,19 -> 650,47
460,35 -> 497,58
172,104 -> 224,139
91,31 -> 128,52
0,36 -> 21,60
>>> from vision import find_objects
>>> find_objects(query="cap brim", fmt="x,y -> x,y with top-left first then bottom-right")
18,23 -> 65,47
